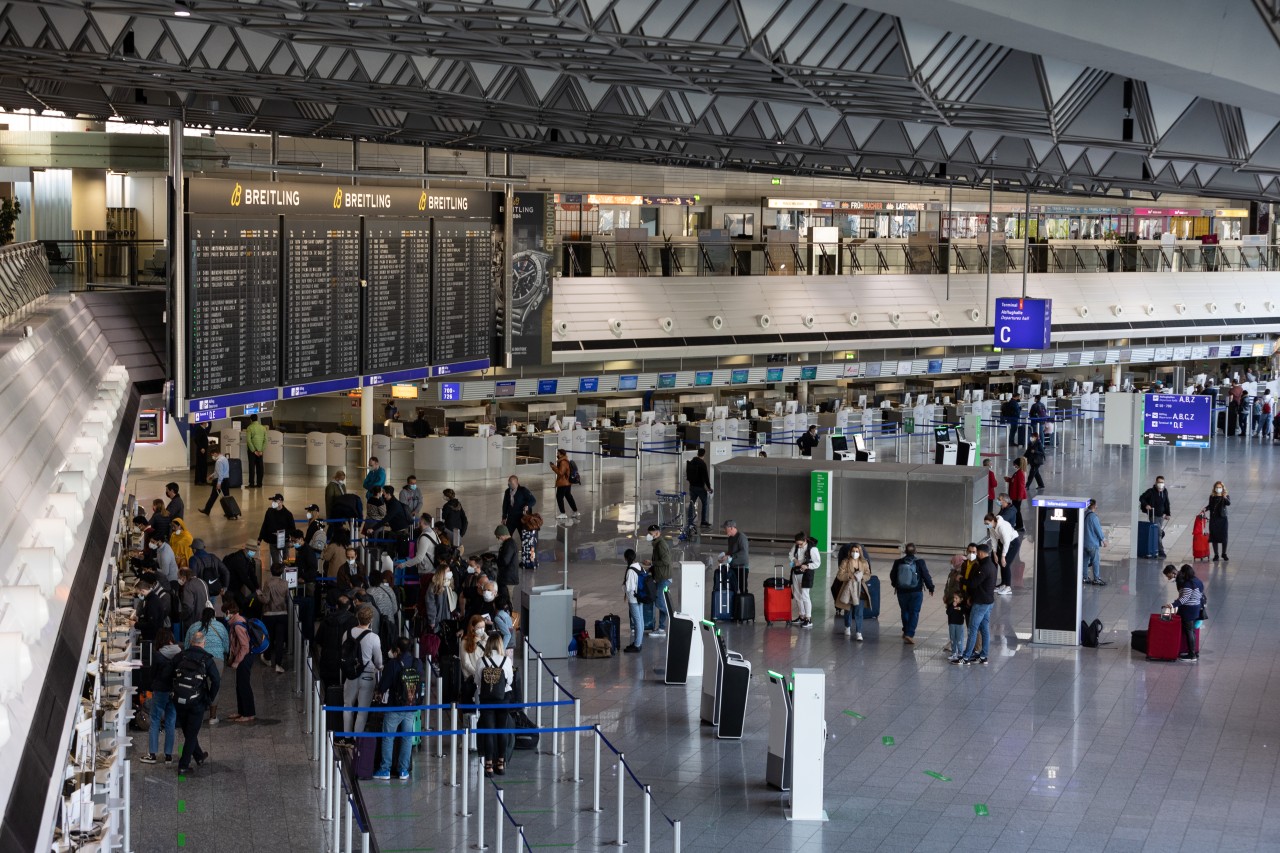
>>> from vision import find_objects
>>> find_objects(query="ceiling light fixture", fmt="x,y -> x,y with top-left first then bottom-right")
173,0 -> 192,16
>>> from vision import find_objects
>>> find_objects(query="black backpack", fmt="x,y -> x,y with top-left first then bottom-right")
393,660 -> 422,705
172,651 -> 209,707
340,628 -> 372,681
1080,618 -> 1105,648
568,460 -> 581,485
478,655 -> 508,703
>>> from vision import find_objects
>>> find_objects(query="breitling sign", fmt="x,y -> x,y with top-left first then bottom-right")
188,178 -> 492,219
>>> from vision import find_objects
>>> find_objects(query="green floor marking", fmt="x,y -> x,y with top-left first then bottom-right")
923,771 -> 952,782
842,710 -> 865,719
177,800 -> 186,813
974,804 -> 989,816
177,833 -> 187,847
177,774 -> 186,782
882,736 -> 895,746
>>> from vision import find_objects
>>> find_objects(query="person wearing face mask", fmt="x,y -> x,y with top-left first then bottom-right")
1082,499 -> 1108,585
336,547 -> 365,591
399,513 -> 440,577
260,562 -> 291,674
258,493 -> 296,569
788,532 -> 820,629
316,594 -> 358,690
222,541 -> 262,613
1139,475 -> 1172,558
643,524 -> 673,637
151,535 -> 180,586
1004,458 -> 1029,533
363,456 -> 387,502
441,489 -> 469,552
500,475 -> 537,534
1203,481 -> 1231,561
889,543 -> 934,644
423,563 -> 459,657
459,614 -> 493,703
955,542 -> 997,665
366,570 -> 400,648
834,545 -> 872,640
399,475 -> 423,520
494,526 -> 521,603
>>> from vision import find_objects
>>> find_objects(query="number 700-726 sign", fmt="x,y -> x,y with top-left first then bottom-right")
993,298 -> 1052,349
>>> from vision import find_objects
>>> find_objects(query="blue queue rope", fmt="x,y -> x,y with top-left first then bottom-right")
330,726 -> 593,738
321,699 -> 574,713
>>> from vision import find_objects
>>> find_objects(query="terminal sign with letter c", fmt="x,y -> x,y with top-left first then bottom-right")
994,297 -> 1052,350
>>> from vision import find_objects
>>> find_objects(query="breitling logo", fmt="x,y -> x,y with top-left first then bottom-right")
230,182 -> 242,206
333,188 -> 344,209
419,191 -> 428,211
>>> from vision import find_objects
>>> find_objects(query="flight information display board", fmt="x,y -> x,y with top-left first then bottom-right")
188,216 -> 280,397
365,220 -> 432,373
284,219 -> 362,385
432,221 -> 493,366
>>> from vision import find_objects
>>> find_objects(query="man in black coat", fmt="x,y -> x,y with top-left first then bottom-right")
173,632 -> 221,773
223,541 -> 262,611
134,576 -> 170,643
1139,475 -> 1172,558
375,486 -> 413,559
316,595 -> 359,689
685,448 -> 713,528
888,542 -> 934,645
500,476 -> 537,533
165,483 -> 185,522
495,525 -> 520,601
191,422 -> 211,485
956,542 -> 998,665
259,493 -> 297,566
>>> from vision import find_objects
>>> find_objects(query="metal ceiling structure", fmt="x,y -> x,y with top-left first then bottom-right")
2,0 -> 1280,199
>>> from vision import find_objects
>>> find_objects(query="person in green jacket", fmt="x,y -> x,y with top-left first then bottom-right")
644,524 -> 673,636
245,414 -> 268,488
363,456 -> 387,501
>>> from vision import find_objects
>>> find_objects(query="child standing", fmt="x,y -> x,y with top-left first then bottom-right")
946,593 -> 968,663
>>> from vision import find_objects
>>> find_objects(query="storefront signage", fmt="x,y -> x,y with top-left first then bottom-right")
766,198 -> 819,209
1212,209 -> 1249,218
994,297 -> 1052,350
284,377 -> 361,399
188,178 -> 493,219
1132,208 -> 1203,217
556,194 -> 696,206
1144,394 -> 1211,448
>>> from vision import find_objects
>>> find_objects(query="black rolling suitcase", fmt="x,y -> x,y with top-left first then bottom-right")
711,567 -> 734,621
595,614 -> 621,651
220,494 -> 242,520
732,590 -> 755,623
226,457 -> 244,488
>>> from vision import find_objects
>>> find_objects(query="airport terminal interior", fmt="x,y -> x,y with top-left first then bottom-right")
3,0 -> 1280,852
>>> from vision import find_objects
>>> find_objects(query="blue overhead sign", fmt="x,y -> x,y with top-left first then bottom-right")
190,407 -> 228,423
189,387 -> 279,413
439,382 -> 462,401
432,358 -> 491,377
364,367 -> 430,387
994,297 -> 1052,350
1144,393 -> 1212,448
578,377 -> 599,393
537,379 -> 559,395
284,377 -> 361,399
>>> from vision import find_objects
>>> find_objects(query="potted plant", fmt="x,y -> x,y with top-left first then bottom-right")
0,197 -> 20,245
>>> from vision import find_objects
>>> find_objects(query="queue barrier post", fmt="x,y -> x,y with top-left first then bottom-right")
551,677 -> 561,756
435,677 -> 444,756
521,641 -> 529,705
643,785 -> 651,853
536,657 -> 544,726
572,699 -> 582,782
517,825 -> 526,853
592,726 -> 602,812
673,820 -> 681,853
460,731 -> 471,816
343,792 -> 353,853
476,753 -> 487,851
616,752 -> 626,847
360,830 -> 370,853
450,705 -> 459,787
329,759 -> 341,844
495,787 -> 505,850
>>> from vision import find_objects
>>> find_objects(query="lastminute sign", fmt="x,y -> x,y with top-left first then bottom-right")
187,178 -> 493,219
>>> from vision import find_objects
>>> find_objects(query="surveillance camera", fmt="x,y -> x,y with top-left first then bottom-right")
420,379 -> 430,391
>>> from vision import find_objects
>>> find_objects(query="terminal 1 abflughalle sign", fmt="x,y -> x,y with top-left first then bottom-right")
994,298 -> 1052,350
1144,394 -> 1212,448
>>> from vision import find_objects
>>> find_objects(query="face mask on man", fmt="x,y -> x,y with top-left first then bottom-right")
968,551 -> 977,560
1156,483 -> 1165,491
482,590 -> 496,602
410,484 -> 417,490
270,501 -> 280,510
247,549 -> 256,559
306,512 -> 313,520
646,533 -> 655,542
467,566 -> 477,574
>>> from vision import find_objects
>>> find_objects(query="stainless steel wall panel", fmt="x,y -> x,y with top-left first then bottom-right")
832,469 -> 908,545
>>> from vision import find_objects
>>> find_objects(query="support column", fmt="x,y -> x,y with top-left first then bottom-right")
1111,364 -> 1123,391
169,119 -> 186,412
361,386 -> 375,461
502,173 -> 514,368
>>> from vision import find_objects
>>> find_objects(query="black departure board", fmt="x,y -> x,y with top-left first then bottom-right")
188,216 -> 280,397
284,219 -> 362,385
364,220 -> 432,373
432,221 -> 493,365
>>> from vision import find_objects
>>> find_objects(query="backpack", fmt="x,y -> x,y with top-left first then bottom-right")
311,524 -> 327,553
197,557 -> 226,597
340,628 -> 372,681
393,660 -> 422,705
478,655 -> 508,703
1080,618 -> 1105,648
629,566 -> 654,604
568,460 -> 581,485
895,557 -> 919,589
238,618 -> 270,656
172,652 -> 209,707
458,508 -> 469,538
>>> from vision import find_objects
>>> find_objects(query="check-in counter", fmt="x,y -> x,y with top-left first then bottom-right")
716,457 -> 985,550
414,434 -> 516,481
528,432 -> 561,462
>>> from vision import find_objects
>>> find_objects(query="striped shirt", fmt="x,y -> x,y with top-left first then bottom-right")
1176,578 -> 1205,608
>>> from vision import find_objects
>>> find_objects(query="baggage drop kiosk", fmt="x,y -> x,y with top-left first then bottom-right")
785,668 -> 828,821
698,621 -> 751,738
699,621 -> 722,725
663,587 -> 696,684
766,670 -> 793,791
1031,497 -> 1087,645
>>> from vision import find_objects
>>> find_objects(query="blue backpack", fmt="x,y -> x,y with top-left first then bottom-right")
238,617 -> 270,655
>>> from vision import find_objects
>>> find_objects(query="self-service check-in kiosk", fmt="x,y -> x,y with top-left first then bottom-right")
933,425 -> 974,465
663,587 -> 696,684
766,670 -> 793,791
698,621 -> 751,738
784,668 -> 828,821
1031,496 -> 1087,645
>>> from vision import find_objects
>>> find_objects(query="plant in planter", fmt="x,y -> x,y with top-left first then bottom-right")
0,198 -> 21,245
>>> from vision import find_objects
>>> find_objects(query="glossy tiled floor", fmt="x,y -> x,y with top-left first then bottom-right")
128,427 -> 1280,852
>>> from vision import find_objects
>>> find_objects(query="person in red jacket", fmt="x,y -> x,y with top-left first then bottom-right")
982,458 -> 997,514
1005,457 -> 1029,533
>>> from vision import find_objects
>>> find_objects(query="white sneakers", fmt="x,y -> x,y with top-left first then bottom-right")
844,627 -> 851,636
995,585 -> 1013,595
556,512 -> 568,519
855,633 -> 863,641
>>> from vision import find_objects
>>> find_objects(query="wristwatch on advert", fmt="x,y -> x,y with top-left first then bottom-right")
511,249 -> 552,335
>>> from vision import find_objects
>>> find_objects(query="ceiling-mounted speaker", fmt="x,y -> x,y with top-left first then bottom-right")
801,314 -> 815,328
967,308 -> 981,322
1123,79 -> 1134,111
758,314 -> 772,329
1265,301 -> 1276,313
658,317 -> 674,333
847,312 -> 859,326
888,311 -> 902,327
1144,304 -> 1156,316
707,315 -> 724,330
1111,304 -> 1124,317
1174,303 -> 1187,315
928,310 -> 942,325
1078,305 -> 1090,318
1206,302 -> 1218,314
554,320 -> 569,336
608,318 -> 624,335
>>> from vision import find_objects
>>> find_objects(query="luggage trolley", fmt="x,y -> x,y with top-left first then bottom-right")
654,489 -> 687,531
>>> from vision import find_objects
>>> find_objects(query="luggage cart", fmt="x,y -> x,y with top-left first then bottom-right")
654,490 -> 687,531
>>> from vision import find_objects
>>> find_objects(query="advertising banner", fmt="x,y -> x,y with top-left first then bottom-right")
509,192 -> 553,367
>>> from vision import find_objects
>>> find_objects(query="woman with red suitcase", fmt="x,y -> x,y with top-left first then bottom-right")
1171,564 -> 1205,661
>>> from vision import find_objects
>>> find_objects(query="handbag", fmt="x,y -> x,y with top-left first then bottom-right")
524,512 -> 544,532
836,580 -> 855,607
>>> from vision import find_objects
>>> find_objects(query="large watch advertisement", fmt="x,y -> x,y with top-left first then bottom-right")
509,193 -> 552,366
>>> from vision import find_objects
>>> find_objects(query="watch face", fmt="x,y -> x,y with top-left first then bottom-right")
512,255 -> 542,302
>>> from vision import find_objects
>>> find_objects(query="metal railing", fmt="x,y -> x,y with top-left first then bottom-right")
0,241 -> 56,320
556,239 -> 1280,277
38,238 -> 167,287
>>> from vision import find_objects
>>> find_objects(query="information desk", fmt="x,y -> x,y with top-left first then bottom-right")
716,457 -> 986,550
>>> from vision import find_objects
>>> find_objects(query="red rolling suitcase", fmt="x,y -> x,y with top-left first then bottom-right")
1146,612 -> 1182,661
1192,513 -> 1210,560
763,566 -> 791,625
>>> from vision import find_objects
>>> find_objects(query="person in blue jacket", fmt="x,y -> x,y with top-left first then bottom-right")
363,456 -> 387,501
1083,498 -> 1107,586
1171,564 -> 1205,662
